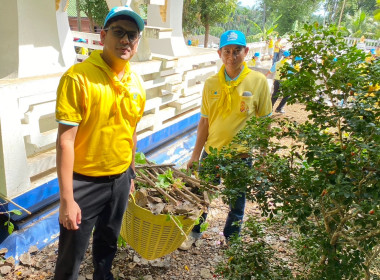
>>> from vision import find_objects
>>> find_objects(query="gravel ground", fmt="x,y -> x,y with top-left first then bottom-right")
0,197 -> 298,280
0,103 -> 308,280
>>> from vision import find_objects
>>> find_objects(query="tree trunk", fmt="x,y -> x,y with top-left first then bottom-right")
204,23 -> 209,48
89,18 -> 95,33
76,0 -> 82,31
262,3 -> 266,30
337,0 -> 347,29
88,10 -> 94,33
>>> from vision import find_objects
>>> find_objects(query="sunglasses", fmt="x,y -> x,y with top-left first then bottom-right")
104,26 -> 141,43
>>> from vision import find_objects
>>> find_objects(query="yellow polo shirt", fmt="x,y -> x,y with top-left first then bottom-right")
247,59 -> 256,67
56,50 -> 146,176
268,39 -> 274,49
274,58 -> 290,80
201,71 -> 272,153
274,41 -> 282,53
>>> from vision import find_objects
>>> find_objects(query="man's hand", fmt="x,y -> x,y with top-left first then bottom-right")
187,155 -> 199,171
187,160 -> 195,171
59,199 -> 81,230
130,179 -> 135,194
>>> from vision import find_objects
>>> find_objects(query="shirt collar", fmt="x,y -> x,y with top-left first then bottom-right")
225,65 -> 245,82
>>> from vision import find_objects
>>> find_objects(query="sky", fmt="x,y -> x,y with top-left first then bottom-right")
238,0 -> 325,16
238,0 -> 256,8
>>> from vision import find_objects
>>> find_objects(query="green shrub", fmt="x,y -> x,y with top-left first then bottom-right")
215,217 -> 293,279
202,23 -> 380,279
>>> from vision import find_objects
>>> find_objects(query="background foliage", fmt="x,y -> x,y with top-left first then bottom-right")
183,0 -> 379,41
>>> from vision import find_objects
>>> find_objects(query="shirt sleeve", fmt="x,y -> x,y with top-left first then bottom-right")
55,74 -> 84,125
137,75 -> 146,123
256,76 -> 273,117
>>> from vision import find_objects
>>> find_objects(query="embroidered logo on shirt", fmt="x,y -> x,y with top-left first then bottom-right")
240,100 -> 249,113
211,91 -> 220,99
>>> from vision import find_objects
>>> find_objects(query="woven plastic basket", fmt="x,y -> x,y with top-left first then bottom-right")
120,195 -> 200,260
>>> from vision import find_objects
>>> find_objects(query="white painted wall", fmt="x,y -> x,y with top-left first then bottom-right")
0,0 -> 76,79
147,0 -> 189,57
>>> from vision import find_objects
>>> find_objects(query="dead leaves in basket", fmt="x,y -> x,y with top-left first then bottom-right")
134,188 -> 202,220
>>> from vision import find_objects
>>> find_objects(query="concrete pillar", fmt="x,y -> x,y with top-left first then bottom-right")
0,0 -> 76,79
0,88 -> 30,198
147,0 -> 189,57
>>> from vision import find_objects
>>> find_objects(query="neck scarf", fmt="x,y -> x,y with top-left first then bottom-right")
87,51 -> 139,121
217,61 -> 251,118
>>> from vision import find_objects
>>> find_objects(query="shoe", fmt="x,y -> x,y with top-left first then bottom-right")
178,234 -> 198,251
275,109 -> 285,114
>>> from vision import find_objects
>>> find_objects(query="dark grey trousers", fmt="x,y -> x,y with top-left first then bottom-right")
271,79 -> 289,112
54,167 -> 134,280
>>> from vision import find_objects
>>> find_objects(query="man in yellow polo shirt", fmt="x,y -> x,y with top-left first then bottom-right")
54,6 -> 145,280
267,37 -> 274,60
179,30 -> 272,250
272,37 -> 283,64
266,51 -> 292,114
247,52 -> 261,67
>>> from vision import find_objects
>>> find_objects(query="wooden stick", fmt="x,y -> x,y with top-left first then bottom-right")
0,194 -> 31,215
181,186 -> 202,203
156,167 -> 206,206
172,186 -> 204,209
136,163 -> 175,169
134,177 -> 148,184
203,191 -> 210,206
168,189 -> 178,200
136,169 -> 178,205
172,169 -> 199,183
172,169 -> 220,190
144,169 -> 161,182
148,167 -> 160,176
157,167 -> 166,174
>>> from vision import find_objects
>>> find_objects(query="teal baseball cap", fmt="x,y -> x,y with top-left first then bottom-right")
254,52 -> 260,57
219,30 -> 246,49
104,6 -> 145,32
283,51 -> 290,57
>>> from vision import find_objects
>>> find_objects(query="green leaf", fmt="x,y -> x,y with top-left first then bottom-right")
200,222 -> 209,233
10,209 -> 22,216
4,221 -> 14,235
135,152 -> 147,164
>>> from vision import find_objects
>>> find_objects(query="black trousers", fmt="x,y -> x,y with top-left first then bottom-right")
271,79 -> 289,111
54,167 -> 134,280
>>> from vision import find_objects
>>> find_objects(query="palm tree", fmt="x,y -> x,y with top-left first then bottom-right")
344,9 -> 366,37
248,14 -> 281,42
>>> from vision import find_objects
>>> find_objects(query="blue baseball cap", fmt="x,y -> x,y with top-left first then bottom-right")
219,30 -> 246,49
370,48 -> 375,55
104,6 -> 145,32
254,52 -> 260,57
283,51 -> 290,57
294,56 -> 302,61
